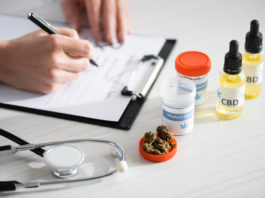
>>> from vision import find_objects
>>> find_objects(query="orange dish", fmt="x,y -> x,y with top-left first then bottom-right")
139,137 -> 177,162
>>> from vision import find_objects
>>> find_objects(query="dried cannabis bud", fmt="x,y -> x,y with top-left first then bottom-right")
142,142 -> 161,154
157,125 -> 173,142
142,126 -> 175,155
144,131 -> 156,143
152,138 -> 171,154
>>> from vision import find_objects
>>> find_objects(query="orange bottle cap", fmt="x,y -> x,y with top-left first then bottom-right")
175,51 -> 211,77
139,137 -> 177,162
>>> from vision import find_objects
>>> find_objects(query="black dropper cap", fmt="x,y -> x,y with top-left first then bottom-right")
245,19 -> 263,53
224,40 -> 242,75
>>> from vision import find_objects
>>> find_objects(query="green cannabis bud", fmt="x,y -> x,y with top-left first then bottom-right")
157,125 -> 173,142
144,131 -> 156,143
142,125 -> 175,155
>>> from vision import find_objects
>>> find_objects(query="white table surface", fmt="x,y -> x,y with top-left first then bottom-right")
1,0 -> 265,197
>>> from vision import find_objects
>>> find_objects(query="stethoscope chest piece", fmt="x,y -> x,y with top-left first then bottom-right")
44,145 -> 85,179
0,128 -> 127,192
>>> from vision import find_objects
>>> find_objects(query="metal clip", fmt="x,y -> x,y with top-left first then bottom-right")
121,54 -> 164,99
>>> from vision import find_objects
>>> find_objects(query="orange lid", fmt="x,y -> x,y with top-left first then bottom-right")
175,51 -> 211,77
139,137 -> 177,162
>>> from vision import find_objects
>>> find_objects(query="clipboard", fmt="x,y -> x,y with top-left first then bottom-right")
0,39 -> 176,130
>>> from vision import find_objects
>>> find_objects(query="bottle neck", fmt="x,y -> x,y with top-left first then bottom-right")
245,49 -> 264,55
223,67 -> 241,75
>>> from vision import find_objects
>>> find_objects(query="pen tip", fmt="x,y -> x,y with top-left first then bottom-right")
27,12 -> 33,17
90,59 -> 99,67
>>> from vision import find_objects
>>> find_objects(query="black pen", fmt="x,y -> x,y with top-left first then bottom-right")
27,12 -> 99,67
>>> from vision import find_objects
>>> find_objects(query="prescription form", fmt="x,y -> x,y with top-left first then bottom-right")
0,14 -> 166,121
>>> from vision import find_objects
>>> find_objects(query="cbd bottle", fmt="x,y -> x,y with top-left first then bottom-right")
243,19 -> 263,99
216,40 -> 245,120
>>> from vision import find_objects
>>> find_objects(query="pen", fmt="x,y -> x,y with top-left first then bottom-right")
27,12 -> 99,67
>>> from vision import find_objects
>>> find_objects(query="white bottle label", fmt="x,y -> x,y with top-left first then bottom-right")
217,86 -> 245,107
162,102 -> 194,136
193,76 -> 208,106
177,74 -> 208,106
243,62 -> 264,84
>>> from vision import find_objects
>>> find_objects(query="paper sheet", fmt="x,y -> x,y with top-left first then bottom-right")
0,14 -> 166,121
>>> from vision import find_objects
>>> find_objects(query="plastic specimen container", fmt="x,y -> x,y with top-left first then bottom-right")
161,77 -> 196,135
175,51 -> 211,106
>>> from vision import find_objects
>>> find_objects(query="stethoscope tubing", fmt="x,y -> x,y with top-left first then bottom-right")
12,138 -> 126,161
16,169 -> 117,189
0,128 -> 127,192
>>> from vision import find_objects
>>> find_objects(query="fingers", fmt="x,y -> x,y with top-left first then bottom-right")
57,55 -> 90,73
124,0 -> 131,34
60,0 -> 130,44
49,34 -> 93,57
103,0 -> 117,44
40,56 -> 87,94
116,0 -> 128,43
55,27 -> 80,39
45,35 -> 93,72
61,0 -> 82,31
85,0 -> 102,42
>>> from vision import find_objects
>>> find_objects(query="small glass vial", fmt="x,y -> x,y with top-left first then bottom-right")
161,77 -> 196,135
243,19 -> 264,99
175,51 -> 211,106
216,40 -> 245,120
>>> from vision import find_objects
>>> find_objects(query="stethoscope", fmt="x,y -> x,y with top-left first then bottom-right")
0,128 -> 128,192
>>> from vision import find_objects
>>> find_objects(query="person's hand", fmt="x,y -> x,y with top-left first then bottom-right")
61,0 -> 130,44
0,28 -> 93,94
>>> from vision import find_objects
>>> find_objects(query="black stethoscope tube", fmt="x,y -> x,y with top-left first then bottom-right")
0,128 -> 127,192
0,128 -> 45,191
0,128 -> 45,157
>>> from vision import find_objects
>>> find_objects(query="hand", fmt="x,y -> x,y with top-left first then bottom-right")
61,0 -> 130,44
0,28 -> 93,94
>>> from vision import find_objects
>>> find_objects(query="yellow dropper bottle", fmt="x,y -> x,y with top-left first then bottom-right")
243,19 -> 263,99
216,40 -> 245,120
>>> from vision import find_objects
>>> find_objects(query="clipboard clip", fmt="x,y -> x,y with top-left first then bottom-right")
121,55 -> 164,100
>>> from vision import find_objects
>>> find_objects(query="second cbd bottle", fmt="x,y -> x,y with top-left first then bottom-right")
216,40 -> 245,119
